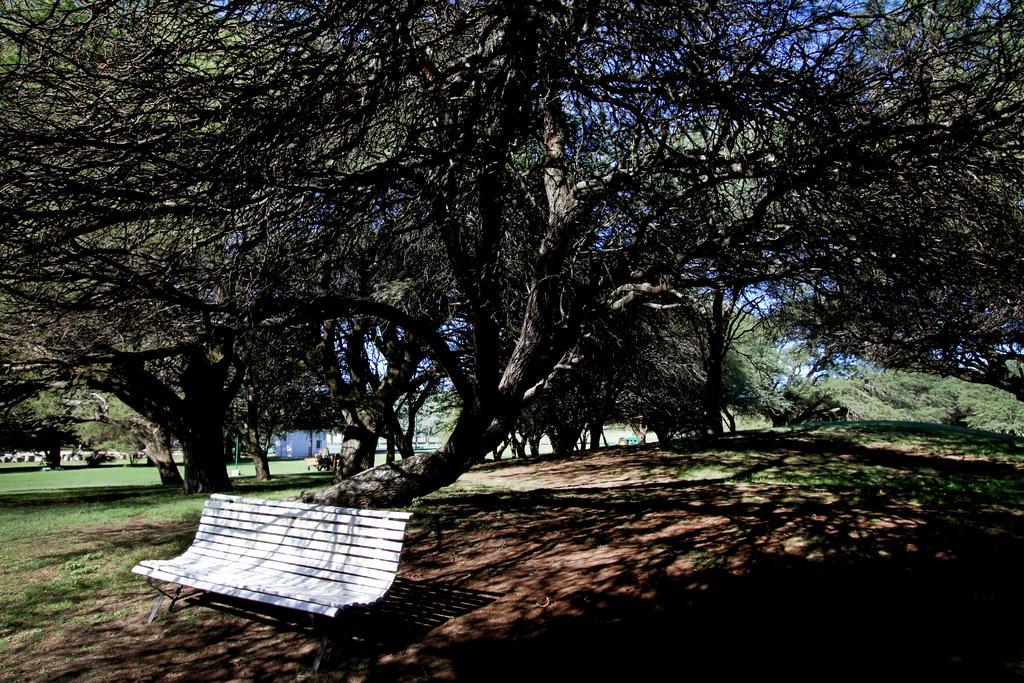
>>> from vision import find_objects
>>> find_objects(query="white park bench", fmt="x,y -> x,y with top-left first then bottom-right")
133,493 -> 413,671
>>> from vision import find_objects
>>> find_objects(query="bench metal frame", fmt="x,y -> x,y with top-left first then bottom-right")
133,494 -> 412,672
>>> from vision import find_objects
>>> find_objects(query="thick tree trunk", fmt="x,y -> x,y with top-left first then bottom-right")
144,425 -> 183,486
241,428 -> 272,481
303,411 -> 500,507
527,434 -> 541,457
179,417 -> 231,494
548,425 -> 579,458
44,437 -> 61,469
88,333 -> 240,494
588,421 -> 603,450
509,432 -> 527,459
174,339 -> 237,494
335,417 -> 378,480
250,449 -> 272,481
631,424 -> 648,444
492,436 -> 508,460
386,432 -> 397,464
723,407 -> 737,433
703,286 -> 725,437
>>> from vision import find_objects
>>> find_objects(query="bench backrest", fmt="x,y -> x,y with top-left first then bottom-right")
191,494 -> 413,598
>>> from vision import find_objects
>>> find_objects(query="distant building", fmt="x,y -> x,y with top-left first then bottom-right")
271,430 -> 440,458
272,431 -> 383,458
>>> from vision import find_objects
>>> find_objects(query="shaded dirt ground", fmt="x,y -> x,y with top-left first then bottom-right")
8,431 -> 1024,681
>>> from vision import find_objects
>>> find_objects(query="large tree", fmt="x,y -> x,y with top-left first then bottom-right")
301,0 -> 1024,505
3,0 -> 1022,505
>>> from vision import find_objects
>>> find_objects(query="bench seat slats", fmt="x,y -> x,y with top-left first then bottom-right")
137,559 -> 383,604
186,539 -> 398,585
136,559 -> 385,608
195,519 -> 404,561
133,564 -> 342,617
178,544 -> 393,593
181,546 -> 396,592
133,494 -> 411,620
200,510 -> 405,552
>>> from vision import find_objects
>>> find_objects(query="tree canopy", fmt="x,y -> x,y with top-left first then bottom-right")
2,0 -> 1022,503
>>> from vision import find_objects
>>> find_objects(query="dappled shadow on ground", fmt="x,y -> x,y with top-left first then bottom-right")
379,435 -> 1024,682
4,577 -> 502,682
0,484 -> 179,509
669,430 -> 1022,476
7,438 -> 1024,681
379,476 -> 1024,681
179,577 -> 502,652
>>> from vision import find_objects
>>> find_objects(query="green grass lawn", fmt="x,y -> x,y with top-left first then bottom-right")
0,456 -> 398,494
0,468 -> 336,663
0,461 -> 303,493
786,419 -> 1022,457
666,421 -> 1024,507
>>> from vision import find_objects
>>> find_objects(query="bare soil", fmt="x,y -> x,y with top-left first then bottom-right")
9,437 -> 1024,682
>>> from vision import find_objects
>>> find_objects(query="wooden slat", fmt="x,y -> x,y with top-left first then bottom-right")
133,564 -> 340,617
199,507 -> 407,548
206,497 -> 411,529
166,556 -> 387,599
132,565 -> 339,616
182,544 -> 393,593
204,500 -> 409,536
192,532 -> 399,580
139,562 -> 382,611
209,493 -> 413,520
196,521 -> 402,563
193,528 -> 401,573
138,559 -> 385,608
202,513 -> 407,542
185,540 -> 398,584
200,509 -> 406,548
180,546 -> 395,592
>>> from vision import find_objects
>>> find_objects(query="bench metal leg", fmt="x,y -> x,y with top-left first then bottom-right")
145,582 -> 183,624
147,594 -> 165,624
310,613 -> 335,673
312,632 -> 330,674
166,586 -> 183,614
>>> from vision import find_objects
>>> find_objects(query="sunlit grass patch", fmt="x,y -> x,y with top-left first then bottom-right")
787,421 -> 1021,459
676,466 -> 736,481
